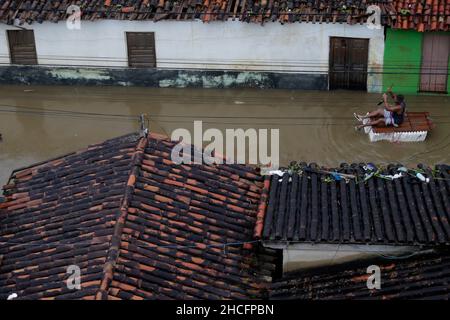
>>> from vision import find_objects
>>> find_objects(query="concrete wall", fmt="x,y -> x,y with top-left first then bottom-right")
0,20 -> 384,91
383,29 -> 423,94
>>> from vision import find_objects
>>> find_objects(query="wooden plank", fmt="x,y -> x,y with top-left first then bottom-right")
7,29 -> 37,65
128,49 -> 155,54
329,37 -> 368,90
420,33 -> 450,92
367,176 -> 384,241
329,37 -> 348,90
408,112 -> 416,131
129,57 -> 156,64
373,112 -> 433,133
348,38 -> 369,91
126,32 -> 156,68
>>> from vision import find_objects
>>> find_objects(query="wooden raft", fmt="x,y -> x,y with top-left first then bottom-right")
363,112 -> 434,142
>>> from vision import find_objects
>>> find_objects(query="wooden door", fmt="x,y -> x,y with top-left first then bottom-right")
420,33 -> 450,93
126,32 -> 156,68
329,37 -> 369,90
7,30 -> 38,65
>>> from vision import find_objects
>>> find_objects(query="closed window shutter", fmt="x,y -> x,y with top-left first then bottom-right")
329,37 -> 369,91
126,32 -> 156,68
7,30 -> 38,65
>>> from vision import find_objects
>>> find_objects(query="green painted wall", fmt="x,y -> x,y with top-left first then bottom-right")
383,29 -> 450,95
383,29 -> 423,94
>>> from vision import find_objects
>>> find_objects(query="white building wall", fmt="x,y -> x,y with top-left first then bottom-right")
0,20 -> 384,91
278,244 -> 419,273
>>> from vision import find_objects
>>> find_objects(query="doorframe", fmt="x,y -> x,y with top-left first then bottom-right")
418,33 -> 449,94
328,36 -> 370,91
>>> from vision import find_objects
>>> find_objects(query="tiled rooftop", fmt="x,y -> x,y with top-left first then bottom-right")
270,249 -> 450,300
1,1 -> 447,31
0,133 -> 276,300
261,163 -> 450,245
0,0 -> 385,24
393,0 -> 450,32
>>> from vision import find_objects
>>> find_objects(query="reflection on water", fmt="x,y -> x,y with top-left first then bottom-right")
0,85 -> 449,185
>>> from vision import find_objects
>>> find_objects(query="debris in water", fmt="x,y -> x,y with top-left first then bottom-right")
7,293 -> 18,300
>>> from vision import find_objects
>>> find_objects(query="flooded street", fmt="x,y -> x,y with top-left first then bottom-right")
0,85 -> 449,185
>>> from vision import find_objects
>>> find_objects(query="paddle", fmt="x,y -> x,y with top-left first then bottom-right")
377,84 -> 394,105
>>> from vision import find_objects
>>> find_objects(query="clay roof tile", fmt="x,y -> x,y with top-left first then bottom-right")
0,132 -> 275,300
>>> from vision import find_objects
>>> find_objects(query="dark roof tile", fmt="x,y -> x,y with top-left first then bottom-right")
261,163 -> 450,245
0,132 -> 275,299
270,249 -> 450,300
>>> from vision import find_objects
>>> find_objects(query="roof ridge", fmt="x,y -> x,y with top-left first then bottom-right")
2,132 -> 140,190
95,135 -> 148,300
253,176 -> 271,240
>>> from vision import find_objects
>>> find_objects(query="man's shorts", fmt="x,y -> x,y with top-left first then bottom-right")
383,109 -> 394,126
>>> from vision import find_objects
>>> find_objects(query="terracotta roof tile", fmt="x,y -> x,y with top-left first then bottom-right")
0,132 -> 276,300
0,0 -> 401,26
1,1 -> 446,30
393,0 -> 449,31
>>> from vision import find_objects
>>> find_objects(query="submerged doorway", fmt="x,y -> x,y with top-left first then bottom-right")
329,37 -> 369,91
420,33 -> 449,93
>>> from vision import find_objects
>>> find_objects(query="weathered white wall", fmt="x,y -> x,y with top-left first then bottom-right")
0,20 -> 384,91
274,244 -> 419,273
0,28 -> 9,65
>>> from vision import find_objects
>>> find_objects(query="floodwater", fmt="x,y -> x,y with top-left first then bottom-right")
0,85 -> 449,185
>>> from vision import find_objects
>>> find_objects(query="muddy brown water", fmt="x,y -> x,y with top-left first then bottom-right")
0,85 -> 449,185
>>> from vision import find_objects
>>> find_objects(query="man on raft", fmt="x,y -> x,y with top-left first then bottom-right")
354,88 -> 406,130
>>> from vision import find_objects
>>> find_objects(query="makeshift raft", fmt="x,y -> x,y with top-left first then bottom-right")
363,112 -> 434,142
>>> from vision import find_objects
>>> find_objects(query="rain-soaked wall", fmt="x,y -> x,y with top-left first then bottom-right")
383,29 -> 450,95
0,20 -> 384,91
